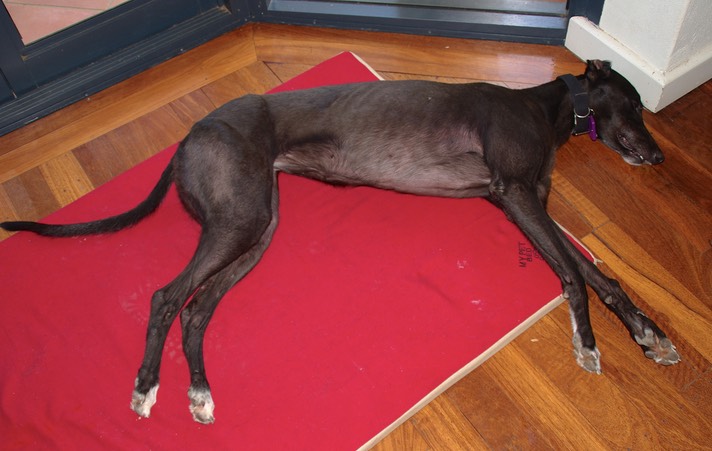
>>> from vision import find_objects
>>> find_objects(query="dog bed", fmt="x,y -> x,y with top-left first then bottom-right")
0,52 -> 591,450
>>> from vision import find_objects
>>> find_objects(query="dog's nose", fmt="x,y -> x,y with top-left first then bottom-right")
651,151 -> 665,165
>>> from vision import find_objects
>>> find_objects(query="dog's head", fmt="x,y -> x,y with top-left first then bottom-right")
584,60 -> 664,165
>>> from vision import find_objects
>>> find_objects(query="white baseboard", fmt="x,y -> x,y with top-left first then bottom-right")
564,16 -> 712,112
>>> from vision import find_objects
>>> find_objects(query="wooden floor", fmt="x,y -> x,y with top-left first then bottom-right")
1,24 -> 710,449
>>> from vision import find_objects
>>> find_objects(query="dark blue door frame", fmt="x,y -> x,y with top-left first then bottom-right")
253,0 -> 587,44
0,0 -> 602,136
0,0 -> 246,135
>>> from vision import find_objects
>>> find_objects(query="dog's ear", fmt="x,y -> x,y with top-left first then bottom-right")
585,59 -> 612,83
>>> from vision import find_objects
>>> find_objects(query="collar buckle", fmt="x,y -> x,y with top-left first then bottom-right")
558,74 -> 597,139
572,107 -> 592,136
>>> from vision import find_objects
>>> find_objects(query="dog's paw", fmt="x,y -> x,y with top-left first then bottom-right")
635,328 -> 681,366
574,346 -> 602,374
572,334 -> 602,374
131,382 -> 159,418
188,387 -> 215,424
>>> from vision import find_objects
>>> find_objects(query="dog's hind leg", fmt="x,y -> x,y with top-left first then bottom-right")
179,181 -> 280,424
130,205 -> 273,419
131,119 -> 277,420
490,179 -> 602,373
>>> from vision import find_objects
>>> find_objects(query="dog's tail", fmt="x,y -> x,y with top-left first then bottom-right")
1,161 -> 174,237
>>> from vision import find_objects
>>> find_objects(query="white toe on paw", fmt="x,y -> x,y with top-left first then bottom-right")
575,346 -> 602,374
131,382 -> 159,418
572,336 -> 601,374
188,387 -> 215,424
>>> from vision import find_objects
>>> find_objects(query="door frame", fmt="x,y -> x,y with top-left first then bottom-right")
0,0 -> 247,135
250,0 -> 603,44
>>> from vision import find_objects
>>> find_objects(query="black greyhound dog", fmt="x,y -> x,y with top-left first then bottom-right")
1,60 -> 680,424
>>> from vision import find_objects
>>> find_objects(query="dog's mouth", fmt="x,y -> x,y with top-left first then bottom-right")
617,133 -> 644,165
616,132 -> 651,166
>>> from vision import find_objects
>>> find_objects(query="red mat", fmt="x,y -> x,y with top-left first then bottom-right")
0,53 -> 591,450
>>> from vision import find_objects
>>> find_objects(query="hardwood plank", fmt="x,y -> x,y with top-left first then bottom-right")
266,62 -> 315,84
102,104 -> 191,160
410,394 -> 489,450
546,189 -> 595,239
447,351 -> 560,449
683,368 -> 712,419
649,130 -> 712,214
73,136 -> 129,190
370,419 -> 430,451
253,23 -> 583,84
479,342 -> 610,449
2,167 -> 61,223
201,61 -> 284,106
491,300 -> 708,451
556,138 -> 712,296
72,95 -> 212,199
525,306 -> 711,449
595,223 -> 711,320
582,231 -> 712,370
0,26 -> 257,156
0,186 -> 18,241
511,313 -> 658,450
0,27 -> 257,184
643,80 -> 712,174
381,72 -> 485,85
551,167 -> 609,229
38,152 -> 94,208
167,89 -> 219,129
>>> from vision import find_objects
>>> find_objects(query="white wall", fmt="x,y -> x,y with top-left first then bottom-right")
565,0 -> 712,112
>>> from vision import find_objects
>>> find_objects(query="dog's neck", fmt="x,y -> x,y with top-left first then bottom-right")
526,77 -> 591,148
558,74 -> 597,140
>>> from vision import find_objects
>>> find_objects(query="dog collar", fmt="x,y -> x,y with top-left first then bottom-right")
557,74 -> 597,140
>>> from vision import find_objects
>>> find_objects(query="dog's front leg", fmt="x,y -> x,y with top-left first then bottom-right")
556,237 -> 680,365
490,179 -> 602,373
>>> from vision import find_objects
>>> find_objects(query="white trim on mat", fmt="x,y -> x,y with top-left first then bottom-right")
348,52 -> 385,81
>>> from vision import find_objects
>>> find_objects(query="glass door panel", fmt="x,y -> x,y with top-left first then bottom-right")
3,0 -> 133,44
0,0 -> 244,135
